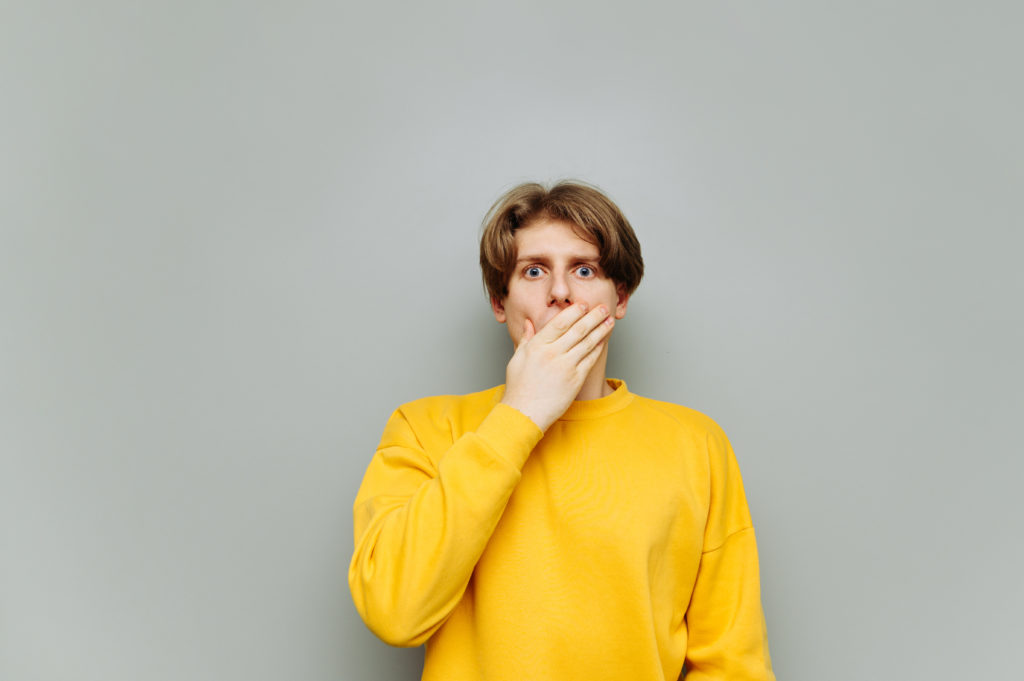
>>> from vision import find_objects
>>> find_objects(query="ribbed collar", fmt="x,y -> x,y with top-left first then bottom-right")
558,378 -> 634,421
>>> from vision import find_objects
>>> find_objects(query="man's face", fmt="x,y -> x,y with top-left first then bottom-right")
491,218 -> 629,346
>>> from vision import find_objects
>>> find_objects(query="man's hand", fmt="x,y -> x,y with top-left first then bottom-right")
500,302 -> 615,432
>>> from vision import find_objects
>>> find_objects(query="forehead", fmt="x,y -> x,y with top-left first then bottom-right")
514,219 -> 599,258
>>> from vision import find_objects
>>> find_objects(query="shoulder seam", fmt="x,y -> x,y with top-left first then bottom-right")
633,396 -> 716,434
702,526 -> 754,555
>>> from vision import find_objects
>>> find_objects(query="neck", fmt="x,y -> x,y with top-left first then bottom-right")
575,344 -> 612,400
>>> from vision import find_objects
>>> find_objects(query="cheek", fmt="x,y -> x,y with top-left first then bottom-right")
578,287 -> 619,310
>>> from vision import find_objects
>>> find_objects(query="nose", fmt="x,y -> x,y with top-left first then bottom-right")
548,271 -> 572,309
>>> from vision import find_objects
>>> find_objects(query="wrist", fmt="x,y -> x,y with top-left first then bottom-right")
499,396 -> 557,433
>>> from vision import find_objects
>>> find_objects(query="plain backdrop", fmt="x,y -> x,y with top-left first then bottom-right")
2,1 -> 1022,680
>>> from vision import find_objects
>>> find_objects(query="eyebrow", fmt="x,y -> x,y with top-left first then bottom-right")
515,254 -> 600,265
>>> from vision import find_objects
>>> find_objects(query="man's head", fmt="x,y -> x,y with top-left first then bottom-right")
480,181 -> 644,344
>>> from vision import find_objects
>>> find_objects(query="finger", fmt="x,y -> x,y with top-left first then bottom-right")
552,305 -> 611,352
566,314 -> 614,363
534,302 -> 589,342
576,336 -> 608,377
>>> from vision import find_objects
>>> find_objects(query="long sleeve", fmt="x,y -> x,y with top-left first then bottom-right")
348,400 -> 543,647
682,425 -> 775,680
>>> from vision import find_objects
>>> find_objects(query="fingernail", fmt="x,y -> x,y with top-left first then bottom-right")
598,305 -> 608,315
579,302 -> 588,311
605,317 -> 614,326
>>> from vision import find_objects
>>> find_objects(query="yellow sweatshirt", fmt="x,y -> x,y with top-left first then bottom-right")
349,380 -> 774,680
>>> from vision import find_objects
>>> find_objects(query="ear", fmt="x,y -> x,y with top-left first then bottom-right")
491,295 -> 507,323
614,284 -> 630,320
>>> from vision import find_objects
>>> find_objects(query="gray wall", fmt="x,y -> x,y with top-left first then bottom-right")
3,2 -> 1021,679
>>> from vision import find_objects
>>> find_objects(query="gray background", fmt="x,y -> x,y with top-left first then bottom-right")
2,1 -> 1021,680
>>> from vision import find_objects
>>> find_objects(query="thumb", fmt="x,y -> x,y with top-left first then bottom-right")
515,318 -> 536,351
523,318 -> 536,342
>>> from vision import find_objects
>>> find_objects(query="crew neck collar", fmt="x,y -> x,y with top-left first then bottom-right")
558,378 -> 634,420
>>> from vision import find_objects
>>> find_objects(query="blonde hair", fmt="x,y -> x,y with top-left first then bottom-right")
479,180 -> 644,301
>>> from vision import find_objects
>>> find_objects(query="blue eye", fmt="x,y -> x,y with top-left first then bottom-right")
577,266 -> 594,277
525,266 -> 543,278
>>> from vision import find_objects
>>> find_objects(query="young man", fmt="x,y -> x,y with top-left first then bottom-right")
349,181 -> 775,680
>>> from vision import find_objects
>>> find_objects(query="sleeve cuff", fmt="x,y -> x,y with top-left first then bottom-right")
472,402 -> 545,470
